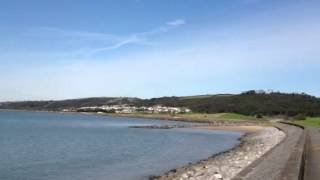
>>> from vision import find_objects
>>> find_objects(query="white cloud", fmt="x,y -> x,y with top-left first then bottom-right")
167,19 -> 186,27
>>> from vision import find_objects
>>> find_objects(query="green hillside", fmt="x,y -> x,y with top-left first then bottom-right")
1,91 -> 320,117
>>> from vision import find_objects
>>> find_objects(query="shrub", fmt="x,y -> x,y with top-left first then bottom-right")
293,114 -> 307,121
256,114 -> 263,119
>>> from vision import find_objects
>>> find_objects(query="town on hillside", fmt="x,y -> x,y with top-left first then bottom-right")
63,105 -> 192,114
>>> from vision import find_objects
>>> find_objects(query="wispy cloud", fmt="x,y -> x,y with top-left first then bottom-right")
88,18 -> 186,54
167,19 -> 186,27
88,35 -> 143,53
26,27 -> 120,41
23,19 -> 186,56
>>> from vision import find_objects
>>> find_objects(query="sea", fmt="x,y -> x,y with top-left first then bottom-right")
0,110 -> 242,180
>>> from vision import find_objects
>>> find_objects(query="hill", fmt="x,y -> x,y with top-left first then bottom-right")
0,97 -> 142,111
1,91 -> 320,117
142,92 -> 320,116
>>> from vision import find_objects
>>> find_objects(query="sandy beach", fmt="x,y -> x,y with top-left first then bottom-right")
194,125 -> 267,133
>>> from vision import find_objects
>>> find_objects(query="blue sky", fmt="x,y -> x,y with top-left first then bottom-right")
0,0 -> 320,101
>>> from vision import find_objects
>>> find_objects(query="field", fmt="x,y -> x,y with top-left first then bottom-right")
294,117 -> 320,127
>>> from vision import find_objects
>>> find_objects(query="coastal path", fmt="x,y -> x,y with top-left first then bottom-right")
304,127 -> 320,180
233,123 -> 305,180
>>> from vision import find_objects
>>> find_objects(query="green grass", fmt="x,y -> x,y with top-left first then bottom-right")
294,117 -> 320,127
219,113 -> 258,120
178,112 -> 259,121
181,94 -> 233,100
180,95 -> 214,99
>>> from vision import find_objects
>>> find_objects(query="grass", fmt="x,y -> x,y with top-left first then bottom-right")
294,117 -> 320,127
181,94 -> 233,100
107,112 -> 262,123
219,113 -> 258,120
176,112 -> 258,121
180,95 -> 214,99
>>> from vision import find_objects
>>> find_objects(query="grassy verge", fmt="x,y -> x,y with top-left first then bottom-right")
112,112 -> 261,122
178,113 -> 259,121
219,113 -> 259,120
294,117 -> 320,127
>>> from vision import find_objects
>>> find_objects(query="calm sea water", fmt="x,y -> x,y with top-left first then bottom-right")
0,111 -> 242,180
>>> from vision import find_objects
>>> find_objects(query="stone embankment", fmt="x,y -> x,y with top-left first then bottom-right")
234,123 -> 305,180
130,125 -> 185,129
152,126 -> 285,180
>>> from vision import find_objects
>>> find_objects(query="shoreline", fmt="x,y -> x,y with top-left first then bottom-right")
193,125 -> 267,133
151,125 -> 285,180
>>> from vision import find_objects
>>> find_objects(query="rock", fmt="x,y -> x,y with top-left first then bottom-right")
181,174 -> 188,178
213,172 -> 223,180
149,175 -> 161,180
186,171 -> 193,176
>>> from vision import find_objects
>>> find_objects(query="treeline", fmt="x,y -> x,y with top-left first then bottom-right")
140,92 -> 320,117
0,97 -> 141,111
1,91 -> 320,117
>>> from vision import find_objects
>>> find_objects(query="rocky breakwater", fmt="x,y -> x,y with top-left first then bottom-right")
152,126 -> 285,180
129,125 -> 187,129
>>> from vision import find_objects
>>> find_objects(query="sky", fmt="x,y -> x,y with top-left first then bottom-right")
0,0 -> 320,101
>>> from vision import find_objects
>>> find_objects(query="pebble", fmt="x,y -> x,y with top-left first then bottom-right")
181,174 -> 188,178
213,172 -> 223,180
